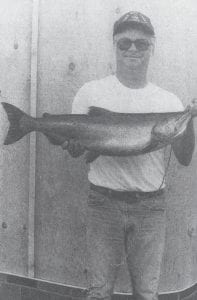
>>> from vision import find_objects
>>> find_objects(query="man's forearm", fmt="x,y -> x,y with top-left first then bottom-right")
172,119 -> 195,166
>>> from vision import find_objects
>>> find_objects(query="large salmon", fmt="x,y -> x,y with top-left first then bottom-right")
1,102 -> 196,162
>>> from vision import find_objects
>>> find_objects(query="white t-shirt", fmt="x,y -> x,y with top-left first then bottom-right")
72,75 -> 184,192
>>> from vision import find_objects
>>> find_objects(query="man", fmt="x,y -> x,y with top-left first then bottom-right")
62,11 -> 195,300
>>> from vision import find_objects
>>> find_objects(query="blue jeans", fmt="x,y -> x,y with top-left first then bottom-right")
86,188 -> 166,300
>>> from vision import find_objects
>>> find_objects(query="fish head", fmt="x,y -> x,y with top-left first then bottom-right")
152,111 -> 192,142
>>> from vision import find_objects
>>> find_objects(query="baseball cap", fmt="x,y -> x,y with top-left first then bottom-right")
113,11 -> 155,37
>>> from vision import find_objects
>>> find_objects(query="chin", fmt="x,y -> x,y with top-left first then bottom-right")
127,61 -> 142,69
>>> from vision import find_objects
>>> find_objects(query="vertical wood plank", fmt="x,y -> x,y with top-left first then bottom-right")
28,0 -> 40,278
0,0 -> 32,276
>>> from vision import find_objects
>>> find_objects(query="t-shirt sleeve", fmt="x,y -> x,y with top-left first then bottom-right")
72,84 -> 90,114
170,95 -> 184,111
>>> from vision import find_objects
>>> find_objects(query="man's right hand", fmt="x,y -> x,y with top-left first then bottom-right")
61,139 -> 85,158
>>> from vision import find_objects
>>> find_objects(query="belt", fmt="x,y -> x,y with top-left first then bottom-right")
90,183 -> 164,200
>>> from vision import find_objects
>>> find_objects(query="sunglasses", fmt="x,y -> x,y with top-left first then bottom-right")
117,38 -> 151,51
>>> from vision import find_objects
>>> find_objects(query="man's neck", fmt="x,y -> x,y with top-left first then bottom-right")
116,65 -> 148,89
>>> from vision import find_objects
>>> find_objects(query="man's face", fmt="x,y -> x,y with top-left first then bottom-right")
114,28 -> 154,70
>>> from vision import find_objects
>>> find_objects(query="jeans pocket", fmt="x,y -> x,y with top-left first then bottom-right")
87,191 -> 106,207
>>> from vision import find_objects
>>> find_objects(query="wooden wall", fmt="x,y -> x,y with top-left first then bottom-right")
0,0 -> 197,294
0,0 -> 32,276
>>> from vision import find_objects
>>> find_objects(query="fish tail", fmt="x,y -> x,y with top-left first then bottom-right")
1,102 -> 34,145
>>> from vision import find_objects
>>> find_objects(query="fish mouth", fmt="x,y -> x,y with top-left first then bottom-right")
173,112 -> 192,137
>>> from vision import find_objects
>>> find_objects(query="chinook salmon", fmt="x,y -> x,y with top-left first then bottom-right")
1,102 -> 196,163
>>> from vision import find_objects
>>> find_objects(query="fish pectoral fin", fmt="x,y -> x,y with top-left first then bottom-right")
85,151 -> 100,163
88,106 -> 114,116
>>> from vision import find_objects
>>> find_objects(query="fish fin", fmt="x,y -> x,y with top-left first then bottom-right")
43,112 -> 51,117
85,151 -> 100,163
44,132 -> 66,145
88,106 -> 114,116
42,113 -> 68,145
1,102 -> 33,145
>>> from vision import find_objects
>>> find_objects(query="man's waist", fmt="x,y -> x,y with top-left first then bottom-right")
90,183 -> 165,200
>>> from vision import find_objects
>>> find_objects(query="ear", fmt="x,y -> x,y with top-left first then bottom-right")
151,44 -> 155,55
150,37 -> 156,55
113,36 -> 117,50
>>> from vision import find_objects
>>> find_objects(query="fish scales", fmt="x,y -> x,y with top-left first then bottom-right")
34,114 -> 153,153
1,102 -> 196,162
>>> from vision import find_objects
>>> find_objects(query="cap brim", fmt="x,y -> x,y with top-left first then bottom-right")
113,21 -> 155,36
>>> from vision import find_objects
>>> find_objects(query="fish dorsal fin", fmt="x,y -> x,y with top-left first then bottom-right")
88,106 -> 113,116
